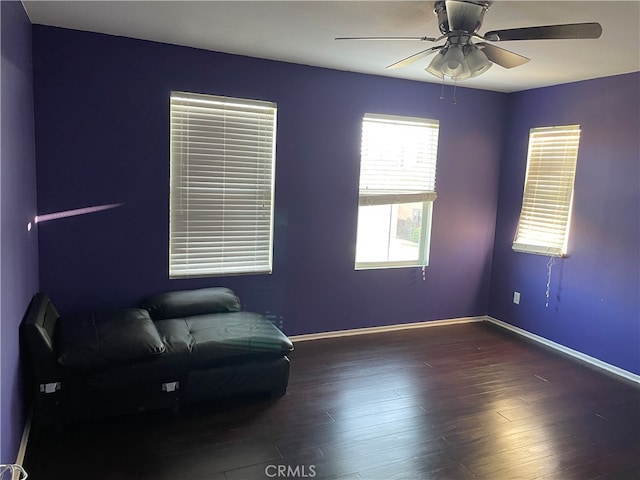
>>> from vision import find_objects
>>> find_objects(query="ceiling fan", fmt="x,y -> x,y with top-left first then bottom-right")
336,0 -> 602,81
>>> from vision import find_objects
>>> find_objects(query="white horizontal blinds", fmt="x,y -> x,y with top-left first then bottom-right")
359,114 -> 439,206
513,125 -> 581,257
169,92 -> 277,277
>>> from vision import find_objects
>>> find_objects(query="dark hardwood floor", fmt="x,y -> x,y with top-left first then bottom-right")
23,322 -> 640,480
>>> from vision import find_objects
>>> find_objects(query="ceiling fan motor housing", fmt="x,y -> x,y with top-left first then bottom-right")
434,0 -> 491,35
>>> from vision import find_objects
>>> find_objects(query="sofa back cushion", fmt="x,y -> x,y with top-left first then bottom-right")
142,287 -> 241,320
55,308 -> 165,371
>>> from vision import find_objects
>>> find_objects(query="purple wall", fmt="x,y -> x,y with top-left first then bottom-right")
489,73 -> 640,375
1,0 -> 39,463
32,26 -> 505,335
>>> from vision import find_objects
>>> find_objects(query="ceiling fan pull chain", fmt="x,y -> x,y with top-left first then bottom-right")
439,76 -> 446,100
452,78 -> 458,105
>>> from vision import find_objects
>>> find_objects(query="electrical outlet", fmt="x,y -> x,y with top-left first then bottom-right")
513,291 -> 521,304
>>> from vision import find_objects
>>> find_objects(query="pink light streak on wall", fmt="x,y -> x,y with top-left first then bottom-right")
33,203 -> 124,224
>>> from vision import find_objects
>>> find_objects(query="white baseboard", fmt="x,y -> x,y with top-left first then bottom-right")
486,316 -> 640,385
289,316 -> 486,342
12,410 -> 31,480
15,410 -> 31,467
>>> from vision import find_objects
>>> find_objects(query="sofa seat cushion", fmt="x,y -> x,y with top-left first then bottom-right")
55,308 -> 165,371
154,312 -> 294,368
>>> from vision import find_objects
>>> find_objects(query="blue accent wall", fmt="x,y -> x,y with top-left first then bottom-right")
0,0 -> 39,463
489,73 -> 640,375
32,26 -> 505,335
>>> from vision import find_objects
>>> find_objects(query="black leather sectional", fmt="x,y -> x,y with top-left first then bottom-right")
20,287 -> 293,426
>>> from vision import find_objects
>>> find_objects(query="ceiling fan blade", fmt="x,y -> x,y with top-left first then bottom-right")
445,0 -> 486,33
476,43 -> 530,69
386,46 -> 443,70
483,22 -> 602,42
335,36 -> 438,42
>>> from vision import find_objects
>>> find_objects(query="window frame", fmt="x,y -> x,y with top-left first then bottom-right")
513,124 -> 581,257
354,113 -> 439,270
168,91 -> 277,278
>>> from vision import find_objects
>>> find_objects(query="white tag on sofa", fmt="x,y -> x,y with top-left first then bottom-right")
162,381 -> 179,392
40,382 -> 61,394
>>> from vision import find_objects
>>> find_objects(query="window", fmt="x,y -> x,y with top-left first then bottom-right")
355,113 -> 439,269
513,125 -> 581,257
169,92 -> 277,278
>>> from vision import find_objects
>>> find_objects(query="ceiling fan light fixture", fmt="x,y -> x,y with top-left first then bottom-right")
453,63 -> 473,81
465,47 -> 492,77
426,50 -> 446,79
425,43 -> 493,81
441,45 -> 465,76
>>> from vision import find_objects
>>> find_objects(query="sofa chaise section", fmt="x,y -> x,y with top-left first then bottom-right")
20,287 -> 293,426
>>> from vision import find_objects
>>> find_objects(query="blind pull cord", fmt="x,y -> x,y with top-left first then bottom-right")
545,256 -> 555,307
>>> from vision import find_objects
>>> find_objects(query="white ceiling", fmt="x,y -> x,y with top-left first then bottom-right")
22,0 -> 640,93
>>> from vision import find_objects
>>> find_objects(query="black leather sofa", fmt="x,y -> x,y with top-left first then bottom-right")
20,287 -> 293,426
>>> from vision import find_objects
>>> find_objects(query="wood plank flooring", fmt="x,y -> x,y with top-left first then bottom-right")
23,322 -> 640,480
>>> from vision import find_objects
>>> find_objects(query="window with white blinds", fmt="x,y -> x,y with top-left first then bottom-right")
513,125 -> 581,257
169,92 -> 277,278
355,113 -> 439,269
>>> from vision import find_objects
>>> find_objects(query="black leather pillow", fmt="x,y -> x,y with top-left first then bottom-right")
55,308 -> 165,371
141,287 -> 241,320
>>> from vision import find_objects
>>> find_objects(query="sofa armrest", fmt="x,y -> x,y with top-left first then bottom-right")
20,293 -> 65,384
